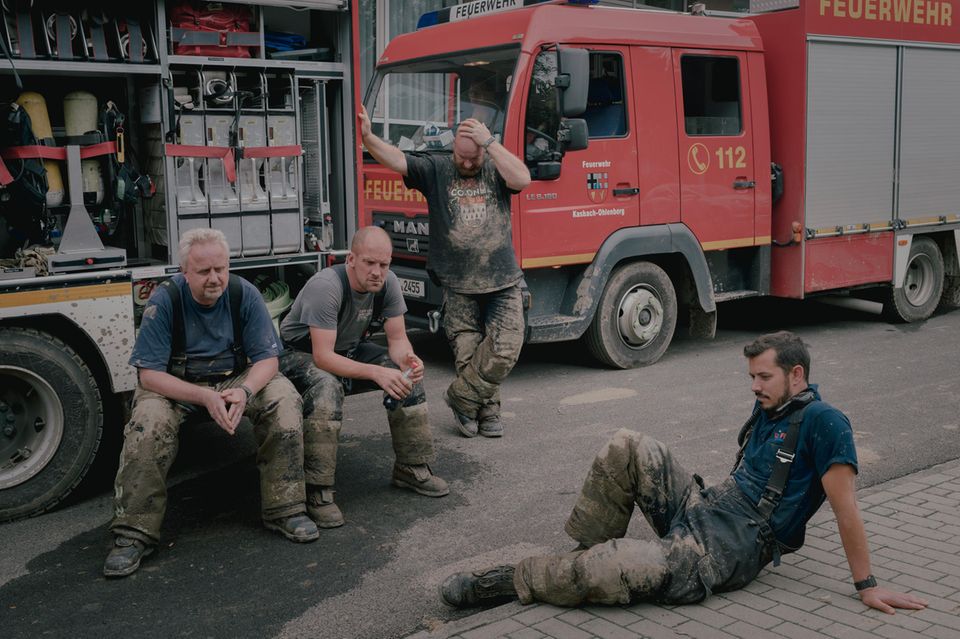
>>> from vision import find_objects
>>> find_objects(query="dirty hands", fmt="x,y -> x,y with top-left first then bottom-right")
201,387 -> 244,435
404,353 -> 425,384
374,354 -> 422,401
859,586 -> 928,615
457,118 -> 493,146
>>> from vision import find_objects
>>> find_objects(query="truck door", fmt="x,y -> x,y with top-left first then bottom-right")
518,47 -> 640,268
673,51 -> 756,250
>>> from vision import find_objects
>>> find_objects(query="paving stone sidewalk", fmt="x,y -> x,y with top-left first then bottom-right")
409,459 -> 960,639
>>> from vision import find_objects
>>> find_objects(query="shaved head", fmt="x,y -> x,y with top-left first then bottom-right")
351,225 -> 392,255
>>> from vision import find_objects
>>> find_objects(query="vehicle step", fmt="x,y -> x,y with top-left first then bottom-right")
714,290 -> 761,303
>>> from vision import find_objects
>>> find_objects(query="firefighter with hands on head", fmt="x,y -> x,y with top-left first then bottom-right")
278,226 -> 448,529
359,105 -> 531,439
105,228 -> 317,579
439,331 -> 929,616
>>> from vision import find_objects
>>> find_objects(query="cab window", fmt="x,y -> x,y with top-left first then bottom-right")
681,56 -> 741,136
583,52 -> 627,138
524,50 -> 562,164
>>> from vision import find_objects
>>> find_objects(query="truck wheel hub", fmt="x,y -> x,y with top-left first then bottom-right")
0,366 -> 64,490
618,285 -> 663,348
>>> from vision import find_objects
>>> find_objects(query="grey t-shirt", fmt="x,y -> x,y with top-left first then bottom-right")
404,152 -> 522,294
280,266 -> 406,354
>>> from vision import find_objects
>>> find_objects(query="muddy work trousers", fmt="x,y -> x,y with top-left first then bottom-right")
278,342 -> 434,487
443,283 -> 524,420
515,429 -> 775,606
111,373 -> 306,545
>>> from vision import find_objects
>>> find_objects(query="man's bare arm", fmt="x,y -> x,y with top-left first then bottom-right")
458,118 -> 531,191
309,326 -> 412,399
358,104 -> 408,176
822,463 -> 928,614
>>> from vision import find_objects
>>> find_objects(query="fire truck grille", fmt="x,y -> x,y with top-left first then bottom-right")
372,212 -> 430,258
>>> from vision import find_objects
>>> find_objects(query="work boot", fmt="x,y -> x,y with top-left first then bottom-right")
478,416 -> 503,438
103,535 -> 155,578
443,389 -> 478,438
307,486 -> 345,529
263,513 -> 320,543
439,565 -> 518,608
391,463 -> 450,497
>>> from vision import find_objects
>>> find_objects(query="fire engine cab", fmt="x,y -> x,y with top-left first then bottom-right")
361,0 -> 960,368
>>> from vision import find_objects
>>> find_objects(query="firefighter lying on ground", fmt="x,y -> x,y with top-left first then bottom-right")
277,226 -> 448,529
359,105 -> 529,440
440,331 -> 929,615
105,228 -> 317,578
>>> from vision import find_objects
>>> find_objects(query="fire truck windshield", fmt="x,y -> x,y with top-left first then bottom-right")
365,48 -> 518,152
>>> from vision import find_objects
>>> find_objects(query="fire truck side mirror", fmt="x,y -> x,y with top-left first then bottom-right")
557,48 -> 589,117
559,118 -> 588,152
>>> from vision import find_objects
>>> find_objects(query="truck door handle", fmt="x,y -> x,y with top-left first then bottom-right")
733,180 -> 756,190
613,187 -> 640,196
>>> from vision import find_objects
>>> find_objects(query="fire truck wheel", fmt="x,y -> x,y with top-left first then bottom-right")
0,327 -> 103,523
938,275 -> 960,312
883,236 -> 944,323
585,261 -> 677,369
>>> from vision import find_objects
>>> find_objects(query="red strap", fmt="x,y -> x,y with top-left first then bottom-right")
0,159 -> 14,186
239,144 -> 302,159
2,145 -> 67,161
0,141 -> 118,161
80,141 -> 118,159
164,144 -> 236,183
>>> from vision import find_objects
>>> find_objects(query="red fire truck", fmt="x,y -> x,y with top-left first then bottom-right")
360,0 -> 960,368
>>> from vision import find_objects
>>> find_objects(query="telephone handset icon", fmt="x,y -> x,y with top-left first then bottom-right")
688,143 -> 709,175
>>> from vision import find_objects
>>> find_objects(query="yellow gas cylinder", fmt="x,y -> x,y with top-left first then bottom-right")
64,90 -> 104,204
15,91 -> 64,207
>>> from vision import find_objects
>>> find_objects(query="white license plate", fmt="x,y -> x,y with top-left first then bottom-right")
398,277 -> 426,298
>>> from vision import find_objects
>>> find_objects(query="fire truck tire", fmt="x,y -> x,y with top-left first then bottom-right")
0,327 -> 103,523
938,276 -> 960,312
585,261 -> 677,369
883,237 -> 944,323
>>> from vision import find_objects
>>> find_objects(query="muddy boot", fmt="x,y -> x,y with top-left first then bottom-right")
478,415 -> 503,438
103,535 -> 155,578
439,565 -> 518,608
443,389 -> 478,437
263,513 -> 320,543
307,486 -> 345,529
391,463 -> 450,497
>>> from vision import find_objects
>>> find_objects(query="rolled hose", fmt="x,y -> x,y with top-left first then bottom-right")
254,276 -> 293,332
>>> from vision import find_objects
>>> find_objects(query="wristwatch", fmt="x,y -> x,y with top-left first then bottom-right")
240,384 -> 254,401
854,575 -> 877,591
481,135 -> 496,149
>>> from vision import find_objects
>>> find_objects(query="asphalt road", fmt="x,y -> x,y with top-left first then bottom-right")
2,296 -> 959,639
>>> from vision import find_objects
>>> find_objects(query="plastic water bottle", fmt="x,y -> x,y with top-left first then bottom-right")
383,368 -> 413,411
49,220 -> 62,250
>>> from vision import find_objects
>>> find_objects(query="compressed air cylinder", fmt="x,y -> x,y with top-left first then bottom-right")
15,91 -> 64,207
63,91 -> 104,204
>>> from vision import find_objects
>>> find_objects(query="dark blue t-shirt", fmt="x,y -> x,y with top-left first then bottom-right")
130,274 -> 280,377
733,386 -> 857,549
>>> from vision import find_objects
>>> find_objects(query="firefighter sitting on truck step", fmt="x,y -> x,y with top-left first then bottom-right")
359,105 -> 531,439
277,226 -> 448,529
104,228 -> 317,578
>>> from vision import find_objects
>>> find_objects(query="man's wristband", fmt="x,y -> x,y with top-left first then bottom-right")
481,135 -> 496,149
240,384 -> 254,401
854,575 -> 877,591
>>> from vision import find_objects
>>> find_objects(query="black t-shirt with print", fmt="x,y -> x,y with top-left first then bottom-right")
404,152 -> 522,294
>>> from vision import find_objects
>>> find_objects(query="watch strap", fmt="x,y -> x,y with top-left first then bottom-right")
481,135 -> 496,149
854,575 -> 877,591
